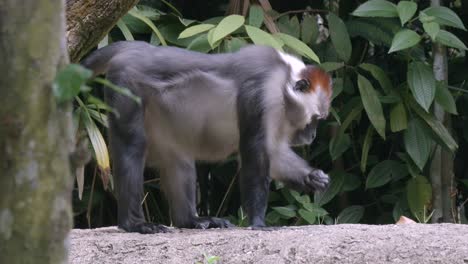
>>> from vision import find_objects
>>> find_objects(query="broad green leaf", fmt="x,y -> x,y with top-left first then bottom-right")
289,16 -> 301,39
53,64 -> 92,103
223,37 -> 248,53
301,15 -> 318,45
352,0 -> 398,18
314,171 -> 345,206
423,22 -> 440,41
390,102 -> 408,132
361,126 -> 374,173
272,206 -> 296,219
94,78 -> 141,104
321,62 -> 345,72
116,20 -> 134,40
366,160 -> 408,188
404,119 -> 433,170
331,78 -> 343,101
303,203 -> 328,217
336,205 -> 365,224
359,63 -> 393,94
245,25 -> 283,50
346,19 -> 393,46
329,133 -> 351,160
406,175 -> 432,221
289,190 -> 310,205
407,62 -> 436,112
179,24 -> 215,39
343,173 -> 361,192
275,33 -> 320,63
265,211 -> 281,224
338,101 -> 364,134
406,95 -> 458,152
128,8 -> 167,45
328,13 -> 352,62
277,16 -> 300,39
150,32 -> 161,46
435,30 -> 468,50
357,74 -> 386,139
212,15 -> 245,44
396,1 -> 417,26
435,82 -> 457,115
388,29 -> 421,53
248,4 -> 264,28
187,33 -> 212,53
298,209 -> 317,224
422,6 -> 466,30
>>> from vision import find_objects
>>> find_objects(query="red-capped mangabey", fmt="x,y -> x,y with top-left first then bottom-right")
81,41 -> 332,233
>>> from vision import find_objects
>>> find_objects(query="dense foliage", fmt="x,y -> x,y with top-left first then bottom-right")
69,0 -> 468,228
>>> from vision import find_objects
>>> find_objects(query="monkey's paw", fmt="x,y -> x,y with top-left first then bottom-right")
306,169 -> 330,192
190,217 -> 235,229
122,222 -> 171,234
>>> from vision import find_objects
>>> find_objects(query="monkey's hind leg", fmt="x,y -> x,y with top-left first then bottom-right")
158,153 -> 234,229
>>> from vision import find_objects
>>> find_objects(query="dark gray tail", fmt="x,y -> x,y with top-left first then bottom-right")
81,41 -> 129,76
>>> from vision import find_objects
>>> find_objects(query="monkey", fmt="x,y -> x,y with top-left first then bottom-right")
81,41 -> 332,233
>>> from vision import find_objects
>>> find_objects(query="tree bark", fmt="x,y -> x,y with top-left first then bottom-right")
0,0 -> 74,263
66,0 -> 139,62
430,0 -> 455,223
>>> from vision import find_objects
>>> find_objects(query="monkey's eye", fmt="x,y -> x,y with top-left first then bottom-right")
294,79 -> 310,92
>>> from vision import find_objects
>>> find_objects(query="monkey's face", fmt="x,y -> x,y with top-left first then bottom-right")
288,65 -> 332,146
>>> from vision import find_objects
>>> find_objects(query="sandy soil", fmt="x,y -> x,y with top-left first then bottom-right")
70,224 -> 468,264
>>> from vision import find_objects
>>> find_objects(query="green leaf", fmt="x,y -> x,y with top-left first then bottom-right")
407,62 -> 436,112
223,37 -> 248,53
303,203 -> 328,217
352,0 -> 398,18
272,206 -> 296,219
422,6 -> 467,30
248,4 -> 264,28
187,33 -> 212,53
388,29 -> 421,53
435,82 -> 457,115
361,126 -> 374,173
301,15 -> 318,45
298,209 -> 316,224
289,16 -> 301,39
347,19 -> 393,47
328,13 -> 352,62
390,102 -> 408,132
116,19 -> 134,40
406,175 -> 432,222
423,22 -> 440,41
359,63 -> 393,94
321,62 -> 345,72
93,78 -> 141,105
274,33 -> 320,63
406,95 -> 458,152
396,1 -> 417,26
366,160 -> 408,188
178,24 -> 215,39
314,171 -> 345,206
245,25 -> 283,50
336,205 -> 365,224
435,30 -> 468,50
329,133 -> 351,160
128,8 -> 167,46
404,119 -> 433,171
211,15 -> 245,44
357,74 -> 386,139
342,173 -> 361,192
53,64 -> 92,103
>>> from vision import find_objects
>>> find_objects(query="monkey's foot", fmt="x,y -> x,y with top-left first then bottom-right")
189,217 -> 235,229
305,169 -> 330,192
121,222 -> 171,234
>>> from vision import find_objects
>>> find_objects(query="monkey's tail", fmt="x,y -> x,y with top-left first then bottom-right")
81,41 -> 129,76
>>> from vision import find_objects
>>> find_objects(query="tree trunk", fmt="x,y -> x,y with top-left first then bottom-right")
430,0 -> 455,223
0,1 -> 74,263
66,0 -> 139,62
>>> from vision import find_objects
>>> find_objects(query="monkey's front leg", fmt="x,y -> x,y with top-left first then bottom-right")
270,146 -> 330,193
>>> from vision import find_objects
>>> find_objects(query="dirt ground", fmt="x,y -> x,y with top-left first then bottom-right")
69,224 -> 468,264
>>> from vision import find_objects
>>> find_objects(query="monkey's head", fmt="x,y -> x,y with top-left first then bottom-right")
285,65 -> 333,146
